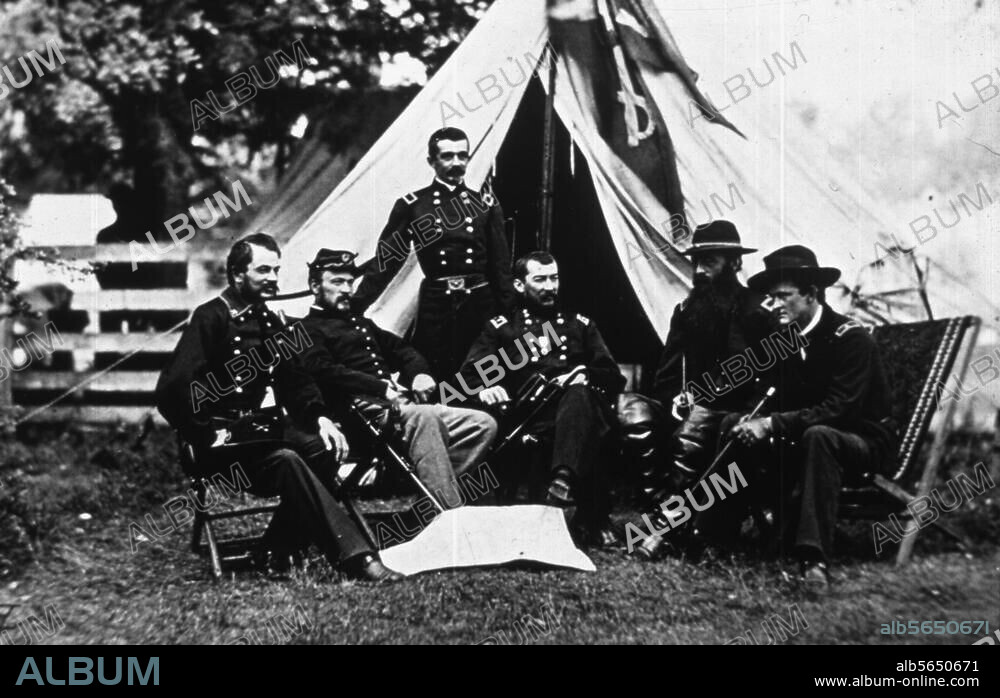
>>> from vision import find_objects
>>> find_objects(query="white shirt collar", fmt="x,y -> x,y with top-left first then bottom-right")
434,177 -> 459,192
796,304 -> 823,360
800,304 -> 823,337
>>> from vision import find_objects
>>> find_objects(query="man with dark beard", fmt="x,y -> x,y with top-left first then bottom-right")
632,220 -> 773,559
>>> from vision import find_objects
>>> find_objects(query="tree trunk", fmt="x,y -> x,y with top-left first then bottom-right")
111,92 -> 199,241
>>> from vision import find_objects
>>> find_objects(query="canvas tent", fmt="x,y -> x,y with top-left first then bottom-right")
260,0 -> 991,371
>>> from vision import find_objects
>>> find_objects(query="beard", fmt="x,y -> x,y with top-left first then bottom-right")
317,293 -> 351,314
681,268 -> 740,347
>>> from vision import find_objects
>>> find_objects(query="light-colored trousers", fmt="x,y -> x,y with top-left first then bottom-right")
398,403 -> 497,509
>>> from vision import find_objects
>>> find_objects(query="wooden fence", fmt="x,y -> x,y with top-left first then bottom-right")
4,242 -> 647,425
6,242 -> 230,424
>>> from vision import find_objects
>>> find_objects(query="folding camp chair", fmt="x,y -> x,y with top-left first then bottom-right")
179,440 -> 276,581
181,436 -> 376,582
838,315 -> 981,564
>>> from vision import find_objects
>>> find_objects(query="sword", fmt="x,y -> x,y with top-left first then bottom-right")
692,386 -> 776,490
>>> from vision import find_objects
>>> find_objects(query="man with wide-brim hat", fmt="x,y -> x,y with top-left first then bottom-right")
745,244 -> 841,295
718,244 -> 896,587
629,220 -> 773,560
680,219 -> 758,258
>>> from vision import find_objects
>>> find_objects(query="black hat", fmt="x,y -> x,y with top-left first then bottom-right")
680,220 -> 757,257
747,245 -> 841,293
307,249 -> 359,275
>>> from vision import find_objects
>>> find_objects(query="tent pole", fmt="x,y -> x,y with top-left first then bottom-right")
539,44 -> 557,252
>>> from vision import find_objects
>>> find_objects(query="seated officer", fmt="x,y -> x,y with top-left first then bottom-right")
155,233 -> 401,582
298,249 -> 498,508
458,251 -> 625,545
718,245 -> 895,586
634,221 -> 772,559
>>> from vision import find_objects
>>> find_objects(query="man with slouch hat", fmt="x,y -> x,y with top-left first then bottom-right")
632,220 -> 773,559
707,245 -> 895,586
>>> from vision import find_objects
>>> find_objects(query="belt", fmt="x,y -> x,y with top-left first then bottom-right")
424,274 -> 489,292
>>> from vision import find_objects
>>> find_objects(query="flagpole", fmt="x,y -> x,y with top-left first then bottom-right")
539,43 -> 557,252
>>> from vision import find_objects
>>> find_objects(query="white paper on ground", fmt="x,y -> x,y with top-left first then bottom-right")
378,505 -> 596,576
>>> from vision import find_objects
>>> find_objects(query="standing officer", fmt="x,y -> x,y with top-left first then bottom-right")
726,245 -> 895,586
353,127 -> 514,381
459,251 -> 625,545
155,233 -> 401,582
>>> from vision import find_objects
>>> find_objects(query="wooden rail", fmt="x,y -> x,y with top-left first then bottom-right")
7,243 -> 229,424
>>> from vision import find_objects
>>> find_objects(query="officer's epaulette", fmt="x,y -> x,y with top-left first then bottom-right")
490,315 -> 509,329
576,313 -> 591,326
402,191 -> 418,205
834,320 -> 863,338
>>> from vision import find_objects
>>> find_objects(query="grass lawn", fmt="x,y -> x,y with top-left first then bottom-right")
1,425 -> 997,645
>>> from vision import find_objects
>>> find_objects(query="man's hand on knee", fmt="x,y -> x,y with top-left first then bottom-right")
317,416 -> 350,462
410,373 -> 437,403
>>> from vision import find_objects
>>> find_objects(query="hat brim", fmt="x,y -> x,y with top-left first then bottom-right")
308,263 -> 360,275
681,243 -> 757,256
747,267 -> 842,293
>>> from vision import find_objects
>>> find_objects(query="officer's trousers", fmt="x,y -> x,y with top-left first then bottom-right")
397,403 -> 498,508
528,384 -> 616,528
197,439 -> 372,566
696,415 -> 875,563
411,281 -> 494,381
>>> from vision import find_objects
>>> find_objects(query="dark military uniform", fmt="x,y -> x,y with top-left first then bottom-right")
155,286 -> 372,565
645,284 -> 774,501
701,306 -> 896,562
298,305 -> 431,406
354,179 -> 514,381
653,285 -> 774,410
460,307 -> 625,530
298,303 -> 497,507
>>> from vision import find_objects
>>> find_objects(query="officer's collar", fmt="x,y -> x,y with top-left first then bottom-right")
520,305 -> 562,323
308,303 -> 354,321
221,286 -> 263,319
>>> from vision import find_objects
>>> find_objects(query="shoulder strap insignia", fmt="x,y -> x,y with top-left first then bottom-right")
490,315 -> 509,329
402,191 -> 418,205
576,313 -> 591,326
479,176 -> 498,207
835,320 -> 863,337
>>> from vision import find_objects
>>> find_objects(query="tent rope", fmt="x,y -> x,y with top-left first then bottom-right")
13,317 -> 190,426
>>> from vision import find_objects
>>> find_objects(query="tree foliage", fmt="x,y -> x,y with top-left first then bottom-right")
0,0 -> 488,235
